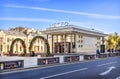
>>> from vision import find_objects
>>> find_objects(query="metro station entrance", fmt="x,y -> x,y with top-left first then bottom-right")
54,42 -> 71,53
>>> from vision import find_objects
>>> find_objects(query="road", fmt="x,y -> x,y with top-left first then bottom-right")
0,57 -> 120,79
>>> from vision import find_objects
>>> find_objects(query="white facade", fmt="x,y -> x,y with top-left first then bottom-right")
44,23 -> 107,54
75,34 -> 101,54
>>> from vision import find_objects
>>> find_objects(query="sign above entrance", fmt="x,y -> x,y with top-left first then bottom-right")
51,22 -> 69,27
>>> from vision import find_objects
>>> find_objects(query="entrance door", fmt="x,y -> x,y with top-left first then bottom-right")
54,43 -> 63,53
54,42 -> 71,53
61,45 -> 64,53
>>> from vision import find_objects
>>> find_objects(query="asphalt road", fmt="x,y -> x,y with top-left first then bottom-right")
0,57 -> 120,79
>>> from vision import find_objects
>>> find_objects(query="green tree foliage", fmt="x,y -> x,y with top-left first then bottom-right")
106,32 -> 120,50
29,36 -> 50,55
10,38 -> 26,55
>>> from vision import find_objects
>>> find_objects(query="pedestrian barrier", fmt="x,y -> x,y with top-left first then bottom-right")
114,53 -> 120,56
0,60 -> 24,70
0,52 -> 120,71
37,57 -> 59,65
64,55 -> 79,62
84,55 -> 95,60
108,53 -> 115,57
109,53 -> 120,57
98,54 -> 107,58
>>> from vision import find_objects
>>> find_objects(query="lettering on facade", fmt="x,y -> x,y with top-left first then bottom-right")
51,22 -> 69,27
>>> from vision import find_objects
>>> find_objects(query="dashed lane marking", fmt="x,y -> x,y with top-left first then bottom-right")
97,62 -> 117,67
40,68 -> 88,79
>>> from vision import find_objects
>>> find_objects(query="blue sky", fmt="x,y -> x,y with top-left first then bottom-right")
0,0 -> 120,34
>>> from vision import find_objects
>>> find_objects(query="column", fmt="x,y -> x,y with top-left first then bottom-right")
74,34 -> 76,49
61,35 -> 63,42
64,33 -> 66,53
56,35 -> 58,42
102,37 -> 104,45
46,34 -> 48,53
52,34 -> 53,53
70,32 -> 72,53
56,35 -> 59,53
43,35 -> 46,53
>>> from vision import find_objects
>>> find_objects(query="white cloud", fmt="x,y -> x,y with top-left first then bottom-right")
0,17 -> 111,33
0,17 -> 93,27
0,17 -> 89,24
3,5 -> 120,19
0,17 -> 58,22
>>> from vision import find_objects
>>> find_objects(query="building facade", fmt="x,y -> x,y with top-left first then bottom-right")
0,23 -> 107,55
0,30 -> 45,55
44,23 -> 107,54
0,30 -> 27,54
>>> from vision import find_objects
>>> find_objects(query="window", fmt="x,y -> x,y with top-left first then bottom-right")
79,35 -> 83,38
97,37 -> 100,40
20,45 -> 22,51
78,45 -> 83,48
41,46 -> 43,51
38,39 -> 39,44
16,44 -> 18,51
72,42 -> 76,48
79,35 -> 81,38
81,45 -> 83,48
9,38 -> 11,41
81,36 -> 83,38
41,41 -> 43,44
78,40 -> 80,43
7,38 -> 9,42
81,40 -> 83,43
7,45 -> 9,52
38,46 -> 39,51
97,42 -> 100,44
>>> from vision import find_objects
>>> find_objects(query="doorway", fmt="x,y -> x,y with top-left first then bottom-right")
54,42 -> 70,53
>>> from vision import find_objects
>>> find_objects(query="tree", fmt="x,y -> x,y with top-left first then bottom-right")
117,37 -> 120,49
10,38 -> 26,55
29,36 -> 50,55
106,32 -> 120,50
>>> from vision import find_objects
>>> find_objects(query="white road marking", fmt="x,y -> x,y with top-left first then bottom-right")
116,76 -> 120,79
97,62 -> 117,67
100,66 -> 116,76
40,68 -> 88,79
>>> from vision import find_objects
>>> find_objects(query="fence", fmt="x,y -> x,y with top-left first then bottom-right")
0,52 -> 120,71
